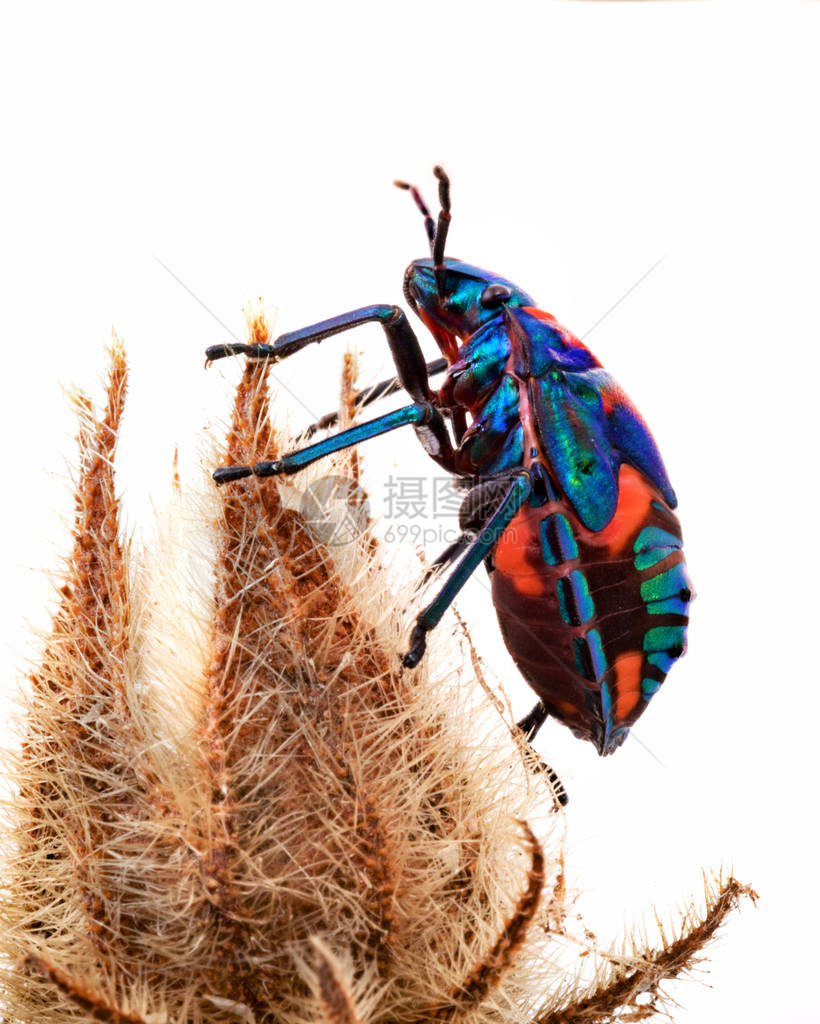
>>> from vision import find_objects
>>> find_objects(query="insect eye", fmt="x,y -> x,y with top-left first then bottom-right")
480,283 -> 513,309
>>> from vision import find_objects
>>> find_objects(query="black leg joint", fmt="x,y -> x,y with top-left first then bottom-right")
382,307 -> 434,404
206,342 -> 277,362
213,465 -> 253,485
402,625 -> 428,669
516,701 -> 549,743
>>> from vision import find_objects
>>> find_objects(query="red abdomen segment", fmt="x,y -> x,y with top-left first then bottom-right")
491,464 -> 692,755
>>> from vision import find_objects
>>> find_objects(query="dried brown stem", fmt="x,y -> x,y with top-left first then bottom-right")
23,957 -> 148,1024
312,940 -> 362,1024
540,877 -> 756,1024
433,821 -> 545,1021
16,340 -> 159,964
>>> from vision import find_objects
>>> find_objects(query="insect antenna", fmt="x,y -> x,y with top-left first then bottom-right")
431,165 -> 451,294
394,165 -> 453,295
393,178 -> 436,247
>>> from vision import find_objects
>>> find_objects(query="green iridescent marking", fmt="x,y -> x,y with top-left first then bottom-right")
648,651 -> 676,674
536,373 -> 619,532
643,625 -> 686,654
599,680 -> 623,751
641,678 -> 662,700
647,596 -> 689,615
573,628 -> 607,682
540,513 -> 578,566
641,562 -> 690,602
483,424 -> 523,475
588,629 -> 606,679
573,571 -> 595,623
641,562 -> 692,616
633,526 -> 682,570
634,527 -> 681,550
557,570 -> 595,625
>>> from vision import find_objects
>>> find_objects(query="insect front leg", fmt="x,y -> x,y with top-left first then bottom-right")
207,304 -> 438,405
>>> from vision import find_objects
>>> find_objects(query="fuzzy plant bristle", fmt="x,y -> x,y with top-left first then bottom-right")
1,314 -> 754,1024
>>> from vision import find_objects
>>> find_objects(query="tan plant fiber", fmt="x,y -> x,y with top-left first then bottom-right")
1,314 -> 754,1024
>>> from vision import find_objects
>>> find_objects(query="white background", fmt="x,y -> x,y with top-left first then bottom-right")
2,2 -> 818,1021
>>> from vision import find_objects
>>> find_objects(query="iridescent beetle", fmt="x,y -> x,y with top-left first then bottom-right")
207,167 -> 692,756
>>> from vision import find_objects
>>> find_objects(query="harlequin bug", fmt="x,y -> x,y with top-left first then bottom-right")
207,167 -> 691,757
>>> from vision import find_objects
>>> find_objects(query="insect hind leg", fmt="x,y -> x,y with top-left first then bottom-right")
403,471 -> 532,668
415,470 -> 529,591
515,702 -> 568,808
517,701 -> 549,742
532,758 -> 569,809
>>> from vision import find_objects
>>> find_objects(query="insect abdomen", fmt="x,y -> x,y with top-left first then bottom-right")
491,464 -> 692,755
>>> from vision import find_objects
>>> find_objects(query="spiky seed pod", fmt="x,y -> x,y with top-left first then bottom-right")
1,315 -> 754,1024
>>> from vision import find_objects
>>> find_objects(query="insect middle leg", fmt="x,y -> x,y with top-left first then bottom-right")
302,358 -> 449,438
213,401 -> 452,483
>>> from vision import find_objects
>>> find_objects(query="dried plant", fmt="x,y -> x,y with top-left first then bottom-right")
0,313 -> 754,1024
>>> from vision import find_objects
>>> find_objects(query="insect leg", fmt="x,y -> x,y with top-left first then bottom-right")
214,401 -> 449,484
532,756 -> 569,809
417,531 -> 477,588
207,304 -> 436,404
517,703 -> 569,807
403,472 -> 533,667
517,702 -> 549,742
417,471 -> 524,586
303,357 -> 449,438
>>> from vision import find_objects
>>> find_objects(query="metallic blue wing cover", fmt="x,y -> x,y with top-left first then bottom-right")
531,367 -> 676,531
